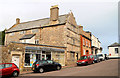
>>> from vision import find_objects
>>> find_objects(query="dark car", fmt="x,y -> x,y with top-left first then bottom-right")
32,60 -> 61,73
93,55 -> 100,63
104,54 -> 109,60
0,63 -> 19,77
77,54 -> 94,66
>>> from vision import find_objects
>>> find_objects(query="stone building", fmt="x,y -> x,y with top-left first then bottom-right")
4,5 -> 80,72
79,26 -> 91,56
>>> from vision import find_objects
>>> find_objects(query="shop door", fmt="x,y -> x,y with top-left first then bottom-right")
42,54 -> 46,60
12,56 -> 19,68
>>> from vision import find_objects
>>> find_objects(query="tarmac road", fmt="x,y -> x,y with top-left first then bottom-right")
19,59 -> 119,77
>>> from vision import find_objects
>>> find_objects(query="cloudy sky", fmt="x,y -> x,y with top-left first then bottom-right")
0,0 -> 119,54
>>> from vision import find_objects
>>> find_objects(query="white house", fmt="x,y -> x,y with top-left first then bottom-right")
108,42 -> 120,58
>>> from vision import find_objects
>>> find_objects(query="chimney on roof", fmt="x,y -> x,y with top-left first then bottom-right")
16,18 -> 20,24
50,5 -> 59,21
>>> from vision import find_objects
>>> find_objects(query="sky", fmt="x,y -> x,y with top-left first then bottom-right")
0,0 -> 119,54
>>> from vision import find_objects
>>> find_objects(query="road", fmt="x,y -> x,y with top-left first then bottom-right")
19,59 -> 118,77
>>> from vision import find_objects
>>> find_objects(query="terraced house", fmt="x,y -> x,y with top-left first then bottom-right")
4,5 -> 80,72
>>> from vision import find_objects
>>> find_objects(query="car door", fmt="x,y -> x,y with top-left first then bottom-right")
47,60 -> 55,70
42,61 -> 50,71
0,64 -> 5,76
87,56 -> 91,64
4,64 -> 13,76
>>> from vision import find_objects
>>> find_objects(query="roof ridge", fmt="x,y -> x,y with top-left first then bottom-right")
18,14 -> 68,25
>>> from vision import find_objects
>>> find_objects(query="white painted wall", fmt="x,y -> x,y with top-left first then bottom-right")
109,46 -> 120,58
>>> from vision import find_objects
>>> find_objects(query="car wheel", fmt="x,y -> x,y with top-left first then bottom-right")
12,71 -> 18,77
56,66 -> 61,70
92,61 -> 95,64
39,68 -> 44,73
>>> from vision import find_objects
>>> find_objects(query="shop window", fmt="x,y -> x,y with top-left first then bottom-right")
115,48 -> 118,54
36,54 -> 41,61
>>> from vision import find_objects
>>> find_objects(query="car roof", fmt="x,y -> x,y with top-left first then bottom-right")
0,63 -> 14,64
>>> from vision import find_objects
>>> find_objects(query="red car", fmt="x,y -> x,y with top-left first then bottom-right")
0,63 -> 19,77
77,54 -> 94,66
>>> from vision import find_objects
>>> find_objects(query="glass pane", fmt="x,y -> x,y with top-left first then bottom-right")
0,64 -> 4,69
5,64 -> 12,68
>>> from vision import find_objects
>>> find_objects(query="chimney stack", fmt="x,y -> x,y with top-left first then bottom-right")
16,18 -> 20,24
50,5 -> 59,21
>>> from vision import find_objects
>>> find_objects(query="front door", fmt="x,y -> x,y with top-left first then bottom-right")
12,56 -> 20,68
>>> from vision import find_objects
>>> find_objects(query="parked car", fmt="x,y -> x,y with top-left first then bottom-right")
93,55 -> 100,63
104,54 -> 109,60
77,54 -> 94,66
32,60 -> 61,73
97,53 -> 105,61
0,63 -> 19,77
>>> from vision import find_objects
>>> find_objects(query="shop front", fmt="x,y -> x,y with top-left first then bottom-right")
24,46 -> 65,68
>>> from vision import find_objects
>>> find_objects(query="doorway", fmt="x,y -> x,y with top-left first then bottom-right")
12,56 -> 20,68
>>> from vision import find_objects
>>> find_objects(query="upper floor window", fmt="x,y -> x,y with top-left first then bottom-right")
20,31 -> 26,34
32,29 -> 39,33
9,32 -> 15,36
83,39 -> 85,45
35,39 -> 39,44
115,48 -> 118,54
86,41 -> 88,46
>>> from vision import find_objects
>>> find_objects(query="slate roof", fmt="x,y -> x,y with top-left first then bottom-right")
108,42 -> 120,47
19,34 -> 36,40
6,14 -> 68,33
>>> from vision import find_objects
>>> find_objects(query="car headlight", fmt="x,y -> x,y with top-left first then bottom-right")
82,61 -> 85,63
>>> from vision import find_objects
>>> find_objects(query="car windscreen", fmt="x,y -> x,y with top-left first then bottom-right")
79,56 -> 87,60
97,54 -> 103,57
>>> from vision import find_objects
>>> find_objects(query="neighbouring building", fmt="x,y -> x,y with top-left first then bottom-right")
79,26 -> 91,56
4,5 -> 80,72
91,34 -> 102,55
108,42 -> 120,58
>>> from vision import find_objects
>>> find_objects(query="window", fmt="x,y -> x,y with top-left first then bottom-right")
20,31 -> 26,34
9,32 -> 15,36
0,64 -> 5,69
32,29 -> 39,33
83,50 -> 86,55
86,41 -> 88,46
47,60 -> 53,64
83,39 -> 85,45
90,55 -> 93,59
35,39 -> 39,44
115,48 -> 118,54
5,64 -> 12,68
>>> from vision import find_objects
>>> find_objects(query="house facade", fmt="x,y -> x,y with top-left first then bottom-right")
108,42 -> 120,58
79,26 -> 91,56
91,34 -> 102,55
4,5 -> 80,72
